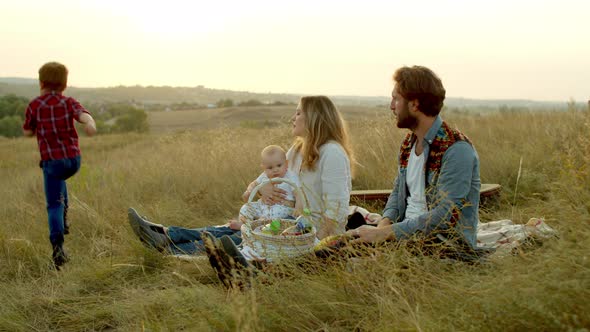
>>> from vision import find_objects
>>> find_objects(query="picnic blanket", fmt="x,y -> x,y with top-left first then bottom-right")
172,207 -> 557,261
348,205 -> 558,256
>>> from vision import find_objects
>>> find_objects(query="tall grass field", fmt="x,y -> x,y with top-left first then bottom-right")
0,106 -> 588,331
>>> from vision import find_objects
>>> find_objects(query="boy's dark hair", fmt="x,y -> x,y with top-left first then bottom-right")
39,62 -> 68,91
393,66 -> 446,117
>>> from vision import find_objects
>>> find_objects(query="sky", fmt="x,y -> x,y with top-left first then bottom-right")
1,0 -> 588,101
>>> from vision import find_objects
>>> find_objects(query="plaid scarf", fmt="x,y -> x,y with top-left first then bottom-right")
398,121 -> 472,221
399,121 -> 471,174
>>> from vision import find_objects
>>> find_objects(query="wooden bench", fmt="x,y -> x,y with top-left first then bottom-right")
350,183 -> 502,206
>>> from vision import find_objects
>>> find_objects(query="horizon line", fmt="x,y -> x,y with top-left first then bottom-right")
0,76 -> 580,104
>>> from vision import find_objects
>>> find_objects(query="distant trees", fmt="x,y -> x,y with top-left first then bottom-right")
93,103 -> 149,134
0,94 -> 27,118
216,98 -> 234,108
238,99 -> 264,107
0,90 -> 300,137
0,94 -> 150,137
0,81 -> 305,106
170,102 -> 206,111
269,101 -> 292,106
0,116 -> 22,137
111,107 -> 149,133
0,94 -> 27,137
216,98 -> 281,108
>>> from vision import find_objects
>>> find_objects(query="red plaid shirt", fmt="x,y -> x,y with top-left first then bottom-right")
23,92 -> 91,161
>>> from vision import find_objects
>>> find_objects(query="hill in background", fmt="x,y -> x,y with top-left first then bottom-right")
0,77 -> 574,109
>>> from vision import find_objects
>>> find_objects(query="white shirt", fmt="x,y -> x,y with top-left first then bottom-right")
286,141 -> 352,235
405,142 -> 428,220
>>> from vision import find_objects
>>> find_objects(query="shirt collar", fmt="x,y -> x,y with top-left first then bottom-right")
423,115 -> 443,145
41,90 -> 63,97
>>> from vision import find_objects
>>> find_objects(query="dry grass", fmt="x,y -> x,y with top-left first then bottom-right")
147,105 -> 385,133
1,108 -> 589,331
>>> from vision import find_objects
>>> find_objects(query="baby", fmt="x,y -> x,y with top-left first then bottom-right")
238,145 -> 301,224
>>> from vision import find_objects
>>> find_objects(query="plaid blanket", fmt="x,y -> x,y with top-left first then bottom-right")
348,206 -> 558,256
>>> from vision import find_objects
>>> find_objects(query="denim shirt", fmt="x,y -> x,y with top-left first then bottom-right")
382,116 -> 481,248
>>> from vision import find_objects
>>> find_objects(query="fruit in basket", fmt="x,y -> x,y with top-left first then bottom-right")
281,225 -> 302,236
260,225 -> 273,235
281,215 -> 313,236
296,215 -> 313,233
261,219 -> 282,235
270,219 -> 281,233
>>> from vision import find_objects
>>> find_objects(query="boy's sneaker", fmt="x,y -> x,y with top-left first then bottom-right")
52,245 -> 70,270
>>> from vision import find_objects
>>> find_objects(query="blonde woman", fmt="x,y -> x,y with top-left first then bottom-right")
203,96 -> 354,285
257,95 -> 354,239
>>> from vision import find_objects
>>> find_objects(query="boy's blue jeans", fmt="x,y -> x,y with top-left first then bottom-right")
41,156 -> 81,246
166,225 -> 241,255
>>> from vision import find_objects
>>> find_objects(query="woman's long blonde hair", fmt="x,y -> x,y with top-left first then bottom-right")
293,96 -> 355,174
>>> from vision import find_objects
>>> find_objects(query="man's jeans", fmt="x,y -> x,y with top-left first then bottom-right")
41,156 -> 81,246
167,225 -> 241,255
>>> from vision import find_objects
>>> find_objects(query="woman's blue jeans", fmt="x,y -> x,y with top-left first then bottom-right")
166,225 -> 241,255
41,156 -> 81,246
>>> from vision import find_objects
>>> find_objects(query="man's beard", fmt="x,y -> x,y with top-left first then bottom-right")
396,110 -> 418,130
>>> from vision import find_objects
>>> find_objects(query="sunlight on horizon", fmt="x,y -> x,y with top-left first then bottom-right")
0,0 -> 588,101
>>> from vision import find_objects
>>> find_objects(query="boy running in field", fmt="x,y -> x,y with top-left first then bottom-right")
22,61 -> 97,269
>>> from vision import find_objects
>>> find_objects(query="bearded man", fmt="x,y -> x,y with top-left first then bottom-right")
352,66 -> 481,249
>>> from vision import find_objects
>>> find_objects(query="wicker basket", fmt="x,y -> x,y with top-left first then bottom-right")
241,177 -> 316,261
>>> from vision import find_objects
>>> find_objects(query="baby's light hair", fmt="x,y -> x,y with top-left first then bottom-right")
261,145 -> 286,160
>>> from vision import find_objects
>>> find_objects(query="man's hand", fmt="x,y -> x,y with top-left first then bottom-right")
377,217 -> 393,228
348,224 -> 395,243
